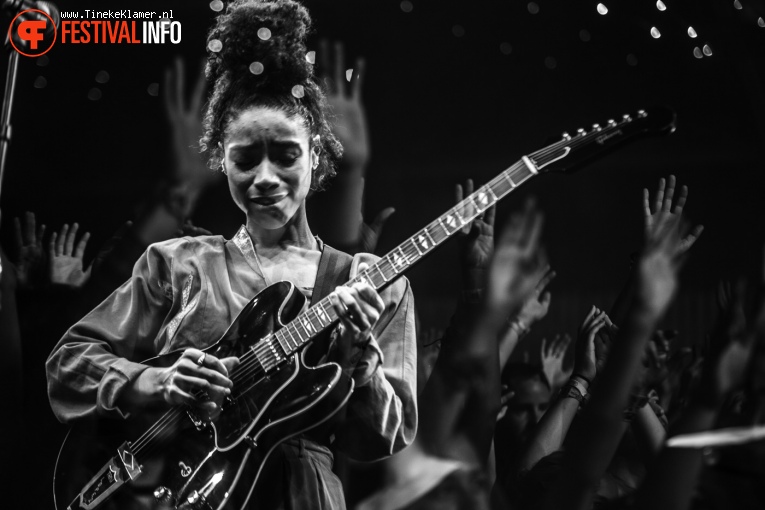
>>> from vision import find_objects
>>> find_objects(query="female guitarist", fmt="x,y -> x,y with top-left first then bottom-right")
46,1 -> 417,508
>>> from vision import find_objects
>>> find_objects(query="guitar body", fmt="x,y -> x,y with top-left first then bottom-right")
54,281 -> 354,510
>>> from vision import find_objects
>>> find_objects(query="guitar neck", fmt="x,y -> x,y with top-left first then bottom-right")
253,107 -> 676,368
259,157 -> 539,363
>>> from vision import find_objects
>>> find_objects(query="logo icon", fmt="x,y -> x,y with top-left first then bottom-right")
9,9 -> 57,57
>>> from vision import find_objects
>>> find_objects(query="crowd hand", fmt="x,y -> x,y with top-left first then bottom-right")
359,206 -> 395,254
164,57 -> 220,193
48,223 -> 92,289
177,220 -> 213,238
496,384 -> 515,421
594,314 -> 618,373
636,332 -> 672,393
515,266 -> 556,327
574,306 -> 609,382
637,178 -> 692,315
329,264 -> 385,367
485,199 -> 546,321
140,349 -> 239,417
540,334 -> 572,390
12,211 -> 46,290
319,39 -> 369,169
643,175 -> 704,257
456,179 -> 496,292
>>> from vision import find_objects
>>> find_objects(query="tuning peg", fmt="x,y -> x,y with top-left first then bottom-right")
592,123 -> 602,131
637,110 -> 647,118
622,114 -> 632,122
577,128 -> 587,136
607,119 -> 617,127
561,132 -> 572,140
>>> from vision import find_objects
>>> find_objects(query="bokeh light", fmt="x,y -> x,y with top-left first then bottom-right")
528,2 -> 540,15
733,0 -> 742,10
688,27 -> 697,38
596,4 -> 608,15
249,62 -> 264,75
306,51 -> 316,64
209,1 -> 224,12
208,39 -> 223,52
291,84 -> 305,98
702,44 -> 712,56
147,83 -> 159,96
693,47 -> 703,59
650,27 -> 661,38
500,42 -> 512,55
257,28 -> 271,41
345,69 -> 353,82
544,56 -> 557,69
87,87 -> 102,101
656,1 -> 666,11
34,76 -> 47,89
95,70 -> 110,84
579,29 -> 591,42
400,1 -> 413,13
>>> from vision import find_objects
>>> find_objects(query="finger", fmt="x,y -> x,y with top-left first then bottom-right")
220,356 -> 241,375
681,225 -> 704,251
342,285 -> 375,330
175,57 -> 185,111
537,269 -> 557,293
520,204 -> 544,255
74,231 -> 91,259
13,217 -> 22,249
369,207 -> 395,234
662,175 -> 676,212
352,56 -> 365,99
484,204 -> 496,227
455,184 -> 469,235
65,223 -> 79,255
185,364 -> 234,391
334,41 -> 345,96
539,291 -> 551,309
352,281 -> 386,315
330,290 -> 361,331
672,185 -> 688,214
48,232 -> 57,259
166,385 -> 196,406
581,305 -> 597,332
643,188 -> 651,220
541,337 -> 549,356
654,177 -> 665,213
37,224 -> 46,249
56,225 -> 69,256
200,352 -> 233,379
190,58 -> 207,114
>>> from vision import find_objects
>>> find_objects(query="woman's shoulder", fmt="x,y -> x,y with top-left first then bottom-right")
145,234 -> 228,260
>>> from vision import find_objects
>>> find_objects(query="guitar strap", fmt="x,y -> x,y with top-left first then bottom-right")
310,243 -> 354,306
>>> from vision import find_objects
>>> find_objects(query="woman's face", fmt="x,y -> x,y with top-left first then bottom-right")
223,105 -> 314,230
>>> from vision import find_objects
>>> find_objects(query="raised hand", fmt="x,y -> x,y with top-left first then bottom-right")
485,200 -> 546,320
515,266 -> 556,327
456,179 -> 496,292
540,334 -> 572,390
319,40 -> 369,169
575,306 -> 609,382
12,211 -> 46,289
643,175 -> 703,256
48,223 -> 92,288
164,58 -> 219,194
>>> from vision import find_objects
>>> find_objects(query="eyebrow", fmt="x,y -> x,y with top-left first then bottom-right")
228,139 -> 303,151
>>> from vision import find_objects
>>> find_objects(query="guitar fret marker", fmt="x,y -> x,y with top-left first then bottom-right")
445,213 -> 457,229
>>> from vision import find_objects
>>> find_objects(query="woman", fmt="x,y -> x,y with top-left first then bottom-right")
46,1 -> 417,508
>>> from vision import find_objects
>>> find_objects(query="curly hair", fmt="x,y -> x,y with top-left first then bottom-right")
201,0 -> 342,192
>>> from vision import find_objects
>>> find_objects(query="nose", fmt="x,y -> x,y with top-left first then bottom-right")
253,158 -> 280,193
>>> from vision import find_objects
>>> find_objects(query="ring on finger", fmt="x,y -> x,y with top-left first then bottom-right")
196,353 -> 206,366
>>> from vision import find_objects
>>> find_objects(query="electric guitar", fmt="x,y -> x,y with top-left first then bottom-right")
54,107 -> 676,510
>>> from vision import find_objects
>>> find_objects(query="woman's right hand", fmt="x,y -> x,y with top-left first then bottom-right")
124,348 -> 240,415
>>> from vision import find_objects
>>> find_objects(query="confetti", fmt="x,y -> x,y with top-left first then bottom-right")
733,0 -> 742,10
95,70 -> 110,84
400,1 -> 413,13
36,55 -> 49,67
209,0 -> 224,12
249,61 -> 264,75
208,39 -> 223,52
758,17 -> 764,27
656,1 -> 666,11
34,76 -> 47,89
257,27 -> 271,41
693,47 -> 703,59
527,2 -> 539,15
702,44 -> 712,56
147,83 -> 159,96
291,84 -> 305,98
596,3 -> 608,15
687,26 -> 697,38
345,68 -> 353,82
306,51 -> 316,64
650,27 -> 661,38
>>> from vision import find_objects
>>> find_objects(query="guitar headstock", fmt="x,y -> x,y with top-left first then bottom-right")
529,106 -> 677,174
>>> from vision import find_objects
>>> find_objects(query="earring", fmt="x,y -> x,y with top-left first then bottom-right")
220,160 -> 228,174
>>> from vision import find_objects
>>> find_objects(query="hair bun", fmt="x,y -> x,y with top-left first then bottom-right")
207,0 -> 313,92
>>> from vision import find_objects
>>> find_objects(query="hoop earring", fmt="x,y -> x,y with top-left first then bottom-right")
220,160 -> 228,175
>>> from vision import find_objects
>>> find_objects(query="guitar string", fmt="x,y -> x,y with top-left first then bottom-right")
128,153 -> 544,456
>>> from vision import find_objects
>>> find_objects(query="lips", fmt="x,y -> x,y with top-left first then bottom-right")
250,194 -> 286,206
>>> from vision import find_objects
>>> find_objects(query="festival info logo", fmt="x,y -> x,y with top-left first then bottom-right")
9,9 -> 57,57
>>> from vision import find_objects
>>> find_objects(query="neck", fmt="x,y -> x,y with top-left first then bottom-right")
246,203 -> 316,250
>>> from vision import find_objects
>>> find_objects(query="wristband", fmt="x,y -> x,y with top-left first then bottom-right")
567,377 -> 589,399
560,384 -> 585,405
572,372 -> 591,386
508,318 -> 529,336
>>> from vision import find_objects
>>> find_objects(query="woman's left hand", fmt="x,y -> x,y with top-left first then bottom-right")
330,275 -> 385,366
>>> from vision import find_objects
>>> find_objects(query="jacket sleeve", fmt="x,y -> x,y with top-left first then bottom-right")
333,254 -> 418,461
46,242 -> 176,425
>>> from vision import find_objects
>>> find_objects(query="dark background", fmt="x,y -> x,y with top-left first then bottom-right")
1,1 -> 764,503
3,0 -> 765,357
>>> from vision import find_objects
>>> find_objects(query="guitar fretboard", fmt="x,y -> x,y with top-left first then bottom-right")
249,157 -> 539,372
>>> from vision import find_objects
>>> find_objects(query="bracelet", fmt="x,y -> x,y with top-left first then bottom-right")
559,384 -> 585,405
623,394 -> 650,422
572,372 -> 591,386
508,318 -> 529,336
567,377 -> 589,399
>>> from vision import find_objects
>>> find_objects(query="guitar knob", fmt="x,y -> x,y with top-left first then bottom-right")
592,123 -> 601,131
637,110 -> 647,118
561,132 -> 571,141
577,128 -> 586,136
154,486 -> 174,503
